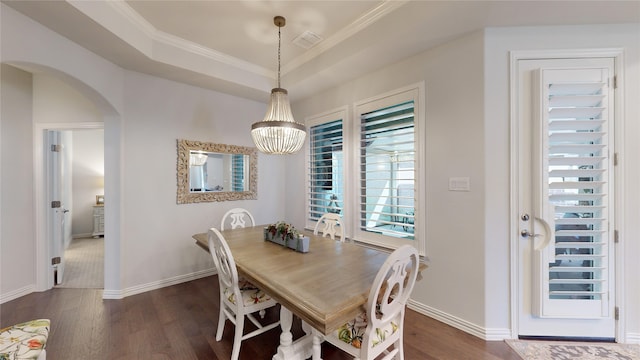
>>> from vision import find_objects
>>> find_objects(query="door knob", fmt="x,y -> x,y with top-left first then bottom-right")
521,230 -> 541,238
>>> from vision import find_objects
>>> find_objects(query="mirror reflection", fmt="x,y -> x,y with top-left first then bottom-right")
189,151 -> 249,192
177,139 -> 257,204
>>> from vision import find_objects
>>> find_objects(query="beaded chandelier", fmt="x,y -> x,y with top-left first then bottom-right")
251,16 -> 306,155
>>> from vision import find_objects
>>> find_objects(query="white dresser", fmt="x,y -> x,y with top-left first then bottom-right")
92,205 -> 104,237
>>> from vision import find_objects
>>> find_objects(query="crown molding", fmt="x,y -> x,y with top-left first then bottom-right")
67,0 -> 406,82
68,0 -> 273,80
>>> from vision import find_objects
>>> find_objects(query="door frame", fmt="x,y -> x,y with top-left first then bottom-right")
34,122 -> 104,290
509,48 -> 626,341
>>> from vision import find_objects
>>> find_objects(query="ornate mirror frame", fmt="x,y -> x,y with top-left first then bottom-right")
176,139 -> 257,204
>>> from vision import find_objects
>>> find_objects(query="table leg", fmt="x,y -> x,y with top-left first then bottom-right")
273,307 -> 314,360
273,307 -> 293,360
312,330 -> 323,360
301,320 -> 323,360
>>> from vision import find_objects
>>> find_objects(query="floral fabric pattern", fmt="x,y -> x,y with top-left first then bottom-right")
224,281 -> 272,306
0,319 -> 50,360
336,312 -> 398,349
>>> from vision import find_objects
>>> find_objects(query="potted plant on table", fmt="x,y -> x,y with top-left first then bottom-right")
264,221 -> 309,253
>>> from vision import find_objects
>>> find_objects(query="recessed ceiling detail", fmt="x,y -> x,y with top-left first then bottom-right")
3,0 -> 638,102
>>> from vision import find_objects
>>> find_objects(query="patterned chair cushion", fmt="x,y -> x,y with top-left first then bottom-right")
0,319 -> 50,360
224,280 -> 273,306
336,312 -> 398,349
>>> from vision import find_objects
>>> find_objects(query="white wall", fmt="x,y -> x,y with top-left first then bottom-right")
71,130 -> 104,236
33,74 -> 103,124
0,64 -> 35,299
291,31 -> 489,332
118,70 -> 285,290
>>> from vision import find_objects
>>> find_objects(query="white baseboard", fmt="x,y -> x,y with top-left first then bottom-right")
625,332 -> 640,344
102,268 -> 216,300
72,233 -> 93,239
407,299 -> 512,341
0,285 -> 36,304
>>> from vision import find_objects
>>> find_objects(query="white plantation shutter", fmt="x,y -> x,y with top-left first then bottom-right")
307,119 -> 344,221
359,101 -> 416,239
533,66 -> 614,318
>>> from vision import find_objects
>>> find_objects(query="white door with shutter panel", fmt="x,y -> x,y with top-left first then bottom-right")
516,57 -> 616,338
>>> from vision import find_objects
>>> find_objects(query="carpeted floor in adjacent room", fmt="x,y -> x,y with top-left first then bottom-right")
55,236 -> 104,289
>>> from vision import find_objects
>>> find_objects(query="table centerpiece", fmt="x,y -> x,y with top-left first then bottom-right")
264,221 -> 309,253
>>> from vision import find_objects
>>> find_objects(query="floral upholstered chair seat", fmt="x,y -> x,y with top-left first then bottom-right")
223,280 -> 273,306
208,228 -> 280,360
337,312 -> 398,349
322,245 -> 419,360
0,319 -> 50,360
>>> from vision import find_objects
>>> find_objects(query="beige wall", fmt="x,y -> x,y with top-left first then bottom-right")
290,23 -> 640,341
71,129 -> 104,236
291,30 -> 490,334
0,64 -> 35,297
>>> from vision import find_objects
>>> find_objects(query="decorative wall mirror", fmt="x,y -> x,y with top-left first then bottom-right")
177,139 -> 257,203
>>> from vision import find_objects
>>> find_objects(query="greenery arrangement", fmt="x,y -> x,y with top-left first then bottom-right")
266,221 -> 300,241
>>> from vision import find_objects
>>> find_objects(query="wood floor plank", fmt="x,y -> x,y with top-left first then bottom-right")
0,276 -> 522,359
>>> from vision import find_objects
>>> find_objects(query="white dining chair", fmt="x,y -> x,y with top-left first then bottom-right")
208,228 -> 280,360
313,213 -> 345,242
220,208 -> 255,230
322,244 -> 419,360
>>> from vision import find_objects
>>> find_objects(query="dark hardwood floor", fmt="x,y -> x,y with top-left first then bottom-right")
0,276 -> 521,359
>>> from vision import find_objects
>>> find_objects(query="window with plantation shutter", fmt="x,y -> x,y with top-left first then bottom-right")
307,112 -> 344,225
306,84 -> 424,252
353,84 -> 423,250
533,66 -> 614,318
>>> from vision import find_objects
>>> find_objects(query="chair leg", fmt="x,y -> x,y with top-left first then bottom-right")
216,296 -> 226,341
231,313 -> 244,360
396,339 -> 404,360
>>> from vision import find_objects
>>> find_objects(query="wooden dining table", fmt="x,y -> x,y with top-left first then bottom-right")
192,225 -> 391,360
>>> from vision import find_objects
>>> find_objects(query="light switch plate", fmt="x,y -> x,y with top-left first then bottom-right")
449,177 -> 470,191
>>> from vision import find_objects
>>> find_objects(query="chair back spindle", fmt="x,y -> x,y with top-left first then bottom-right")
221,208 -> 255,230
313,213 -> 345,242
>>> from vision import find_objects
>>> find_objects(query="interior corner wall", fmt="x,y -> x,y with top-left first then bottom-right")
484,23 -> 640,341
291,30 -> 488,329
0,64 -> 35,300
